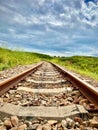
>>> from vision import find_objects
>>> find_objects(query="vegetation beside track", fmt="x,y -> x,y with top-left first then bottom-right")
52,56 -> 98,80
0,47 -> 98,80
0,47 -> 52,70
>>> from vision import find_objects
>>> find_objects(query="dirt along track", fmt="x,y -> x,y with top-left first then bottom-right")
0,61 -> 98,130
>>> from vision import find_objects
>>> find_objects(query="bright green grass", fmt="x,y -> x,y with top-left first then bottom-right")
0,47 -> 98,81
51,56 -> 98,80
0,47 -> 52,70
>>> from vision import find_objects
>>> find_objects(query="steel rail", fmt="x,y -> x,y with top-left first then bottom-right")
50,62 -> 98,109
0,62 -> 43,96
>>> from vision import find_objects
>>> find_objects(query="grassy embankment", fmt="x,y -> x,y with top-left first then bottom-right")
0,47 -> 52,70
0,47 -> 98,81
52,56 -> 98,80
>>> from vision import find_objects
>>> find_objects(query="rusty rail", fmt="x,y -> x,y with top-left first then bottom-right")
0,62 -> 43,96
51,62 -> 98,109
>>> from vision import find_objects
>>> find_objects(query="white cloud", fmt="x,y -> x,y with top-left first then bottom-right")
10,0 -> 98,29
8,28 -> 15,33
0,0 -> 98,56
13,14 -> 28,25
80,0 -> 98,27
37,0 -> 45,6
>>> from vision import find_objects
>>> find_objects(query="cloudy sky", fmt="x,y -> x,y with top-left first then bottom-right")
0,0 -> 98,56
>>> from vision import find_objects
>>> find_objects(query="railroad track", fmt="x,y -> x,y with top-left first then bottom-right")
0,61 -> 98,129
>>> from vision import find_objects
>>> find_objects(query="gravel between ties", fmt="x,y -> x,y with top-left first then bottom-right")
0,115 -> 98,130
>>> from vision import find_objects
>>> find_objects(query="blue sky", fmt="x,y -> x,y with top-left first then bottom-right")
0,0 -> 98,56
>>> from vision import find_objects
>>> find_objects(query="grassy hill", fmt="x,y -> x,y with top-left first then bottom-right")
52,56 -> 98,80
0,47 -> 52,70
0,47 -> 98,80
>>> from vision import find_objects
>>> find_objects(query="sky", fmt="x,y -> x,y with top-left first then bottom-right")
0,0 -> 98,56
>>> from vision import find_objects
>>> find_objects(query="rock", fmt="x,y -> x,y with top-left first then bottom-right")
93,116 -> 98,122
53,98 -> 57,102
24,120 -> 32,127
0,120 -> 3,126
18,122 -> 24,126
17,101 -> 21,105
67,87 -> 72,93
0,97 -> 3,103
47,120 -> 57,125
0,125 -> 7,130
59,102 -> 65,106
74,98 -> 79,104
43,120 -> 47,124
11,116 -> 19,127
28,124 -> 39,130
66,118 -> 75,128
53,124 -> 58,130
17,83 -> 22,86
36,124 -> 43,130
61,120 -> 67,129
42,124 -> 51,130
78,96 -> 83,102
21,102 -> 29,106
74,117 -> 83,125
75,128 -> 81,130
57,122 -> 61,128
72,91 -> 80,96
9,90 -> 15,94
18,124 -> 27,130
10,127 -> 18,130
79,99 -> 88,105
67,97 -> 73,102
89,116 -> 98,127
5,93 -> 9,98
93,128 -> 98,130
41,100 -> 47,105
0,98 -> 4,107
74,122 -> 80,128
32,120 -> 40,124
86,127 -> 94,130
83,121 -> 89,127
4,119 -> 12,129
15,95 -> 21,98
79,125 -> 85,130
3,98 -> 9,102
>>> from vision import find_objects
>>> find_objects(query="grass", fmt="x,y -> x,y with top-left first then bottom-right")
51,56 -> 98,80
0,47 -> 98,81
0,47 -> 52,70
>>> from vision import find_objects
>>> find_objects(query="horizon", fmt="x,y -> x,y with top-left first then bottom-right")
1,46 -> 98,58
